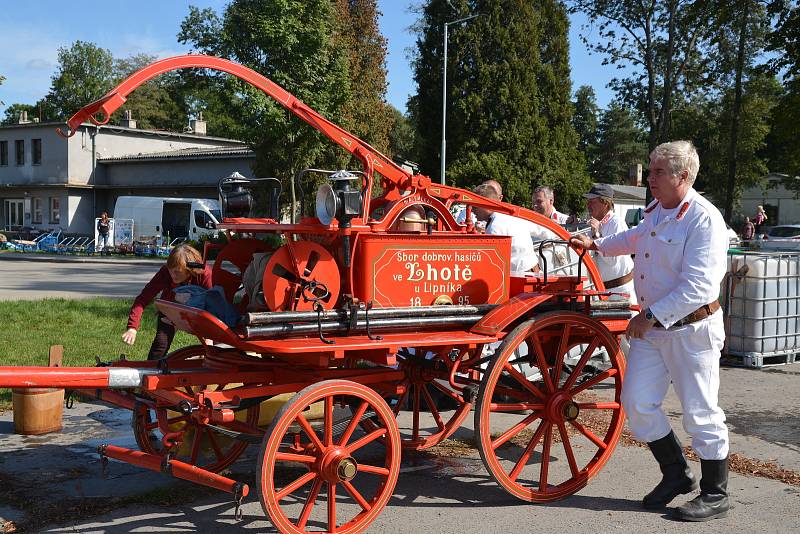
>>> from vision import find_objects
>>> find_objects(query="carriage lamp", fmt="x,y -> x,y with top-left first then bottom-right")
315,171 -> 363,268
219,172 -> 253,219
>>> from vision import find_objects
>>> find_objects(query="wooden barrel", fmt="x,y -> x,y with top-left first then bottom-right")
12,388 -> 65,435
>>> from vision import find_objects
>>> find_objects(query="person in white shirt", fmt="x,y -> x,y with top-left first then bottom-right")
584,183 -> 637,304
571,141 -> 730,522
455,179 -> 503,229
532,185 -> 569,224
472,182 -> 538,275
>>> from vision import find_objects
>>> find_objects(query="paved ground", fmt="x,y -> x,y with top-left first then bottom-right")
0,253 -> 162,300
0,364 -> 798,534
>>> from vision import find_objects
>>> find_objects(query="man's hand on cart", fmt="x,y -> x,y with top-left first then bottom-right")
122,328 -> 137,345
570,234 -> 596,251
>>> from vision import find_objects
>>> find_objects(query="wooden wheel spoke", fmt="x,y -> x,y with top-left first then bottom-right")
206,428 -> 225,460
412,384 -> 421,440
143,419 -> 159,432
530,333 -> 555,393
508,420 -> 548,482
189,427 -> 203,464
393,382 -> 410,415
165,414 -> 190,426
297,478 -> 323,530
339,401 -> 368,447
557,422 -> 580,477
577,401 -> 620,410
420,384 -> 446,431
553,325 -> 572,388
347,427 -> 386,453
563,338 -> 600,391
297,414 -> 325,451
327,482 -> 337,533
502,363 -> 547,401
569,368 -> 619,395
430,380 -> 464,404
569,419 -> 608,450
343,479 -> 372,511
324,396 -> 334,447
490,402 -> 544,412
276,471 -> 317,501
539,424 -> 552,491
492,411 -> 542,450
357,463 -> 391,477
275,452 -> 317,464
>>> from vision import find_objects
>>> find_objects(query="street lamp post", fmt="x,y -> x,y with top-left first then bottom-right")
440,13 -> 480,185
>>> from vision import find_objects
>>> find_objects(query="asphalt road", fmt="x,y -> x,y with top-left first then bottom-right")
0,254 -> 162,300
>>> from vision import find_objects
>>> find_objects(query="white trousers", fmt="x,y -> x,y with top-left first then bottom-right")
621,311 -> 728,460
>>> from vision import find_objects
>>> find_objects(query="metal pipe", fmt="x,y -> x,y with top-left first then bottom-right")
242,304 -> 496,326
244,314 -> 484,339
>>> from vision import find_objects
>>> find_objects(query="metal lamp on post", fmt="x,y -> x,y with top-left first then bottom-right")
440,13 -> 480,185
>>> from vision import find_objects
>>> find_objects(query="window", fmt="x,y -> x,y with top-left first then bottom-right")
32,198 -> 42,224
32,139 -> 42,165
49,197 -> 60,224
0,141 -> 7,166
194,210 -> 217,230
15,140 -> 24,165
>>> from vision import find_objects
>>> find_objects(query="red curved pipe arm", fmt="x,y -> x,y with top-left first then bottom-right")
55,54 -> 412,190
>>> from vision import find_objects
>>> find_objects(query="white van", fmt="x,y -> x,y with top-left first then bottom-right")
113,196 -> 221,240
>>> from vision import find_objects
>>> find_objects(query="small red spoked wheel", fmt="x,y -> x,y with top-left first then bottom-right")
362,348 -> 472,451
475,311 -> 625,502
258,380 -> 401,534
132,380 -> 261,473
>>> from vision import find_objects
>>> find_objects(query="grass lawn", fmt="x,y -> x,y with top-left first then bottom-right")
0,298 -> 197,408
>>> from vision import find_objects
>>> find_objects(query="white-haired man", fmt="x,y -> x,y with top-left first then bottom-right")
532,185 -> 568,224
571,141 -> 730,522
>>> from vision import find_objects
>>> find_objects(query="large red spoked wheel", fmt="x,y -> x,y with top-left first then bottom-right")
258,380 -> 401,534
132,346 -> 261,473
363,348 -> 472,451
475,312 -> 625,502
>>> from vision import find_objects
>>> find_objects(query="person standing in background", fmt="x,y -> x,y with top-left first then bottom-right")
583,184 -> 636,304
754,205 -> 767,234
532,185 -> 569,224
97,212 -> 111,255
742,217 -> 755,241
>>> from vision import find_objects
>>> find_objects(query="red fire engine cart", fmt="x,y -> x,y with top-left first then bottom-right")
0,55 -> 631,533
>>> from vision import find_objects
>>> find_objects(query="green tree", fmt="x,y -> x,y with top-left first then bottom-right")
763,77 -> 800,184
387,105 -> 418,161
573,85 -> 599,154
591,103 -> 648,184
179,0 -> 352,218
568,1 -> 715,152
111,54 -> 186,131
334,0 -> 393,156
45,41 -> 116,119
410,0 -> 588,209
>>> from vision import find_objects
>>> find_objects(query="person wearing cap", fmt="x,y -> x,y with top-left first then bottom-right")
584,183 -> 636,304
532,185 -> 569,224
571,141 -> 730,522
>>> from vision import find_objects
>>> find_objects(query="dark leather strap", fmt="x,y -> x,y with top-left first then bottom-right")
654,301 -> 721,328
604,271 -> 634,289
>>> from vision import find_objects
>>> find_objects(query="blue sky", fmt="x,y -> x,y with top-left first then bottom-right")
0,1 -> 614,118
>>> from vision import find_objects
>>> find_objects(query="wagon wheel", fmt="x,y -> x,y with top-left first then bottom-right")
132,379 -> 261,474
361,348 -> 474,451
258,380 -> 401,534
475,311 -> 625,502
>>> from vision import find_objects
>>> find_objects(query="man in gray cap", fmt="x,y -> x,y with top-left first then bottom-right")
584,183 -> 636,303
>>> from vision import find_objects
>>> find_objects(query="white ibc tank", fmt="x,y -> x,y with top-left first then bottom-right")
723,251 -> 800,356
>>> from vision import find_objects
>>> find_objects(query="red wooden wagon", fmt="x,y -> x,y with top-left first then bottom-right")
0,56 -> 632,533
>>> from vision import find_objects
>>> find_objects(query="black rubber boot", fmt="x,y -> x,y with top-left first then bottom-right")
673,458 -> 730,521
642,431 -> 698,509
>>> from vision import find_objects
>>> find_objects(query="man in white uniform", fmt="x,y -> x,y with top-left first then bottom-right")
571,141 -> 730,522
584,183 -> 637,304
456,179 -> 503,228
532,185 -> 569,224
473,183 -> 539,275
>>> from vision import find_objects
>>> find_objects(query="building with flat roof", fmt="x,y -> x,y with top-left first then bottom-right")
0,118 -> 254,234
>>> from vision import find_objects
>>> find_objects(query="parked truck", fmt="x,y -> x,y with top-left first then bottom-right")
113,196 -> 221,240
